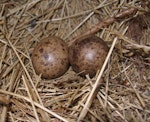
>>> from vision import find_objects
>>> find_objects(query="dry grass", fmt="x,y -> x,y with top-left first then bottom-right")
0,0 -> 150,122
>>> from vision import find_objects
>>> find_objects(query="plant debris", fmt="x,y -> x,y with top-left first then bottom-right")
0,0 -> 149,122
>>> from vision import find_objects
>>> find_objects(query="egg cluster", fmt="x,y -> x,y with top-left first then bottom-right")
31,35 -> 108,79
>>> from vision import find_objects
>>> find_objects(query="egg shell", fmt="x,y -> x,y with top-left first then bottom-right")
69,35 -> 109,78
31,36 -> 69,79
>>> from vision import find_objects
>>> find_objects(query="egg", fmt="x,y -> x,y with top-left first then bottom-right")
69,35 -> 109,78
31,36 -> 69,79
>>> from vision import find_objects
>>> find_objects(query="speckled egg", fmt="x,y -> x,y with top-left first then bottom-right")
69,35 -> 109,78
31,36 -> 69,79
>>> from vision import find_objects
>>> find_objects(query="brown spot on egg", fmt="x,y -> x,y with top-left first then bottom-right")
69,35 -> 109,78
39,48 -> 44,53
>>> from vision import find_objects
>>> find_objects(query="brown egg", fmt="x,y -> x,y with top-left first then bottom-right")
69,35 -> 109,78
31,36 -> 69,79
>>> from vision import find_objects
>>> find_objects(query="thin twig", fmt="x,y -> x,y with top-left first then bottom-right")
0,90 -> 69,122
0,64 -> 21,122
22,75 -> 40,122
112,30 -> 150,54
68,8 -> 137,46
77,37 -> 117,121
124,68 -> 145,108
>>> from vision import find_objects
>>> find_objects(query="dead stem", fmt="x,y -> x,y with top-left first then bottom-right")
68,8 -> 137,46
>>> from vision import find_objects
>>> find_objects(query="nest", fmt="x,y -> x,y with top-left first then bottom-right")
0,0 -> 150,122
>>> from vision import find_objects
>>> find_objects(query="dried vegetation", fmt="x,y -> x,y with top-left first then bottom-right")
0,0 -> 150,122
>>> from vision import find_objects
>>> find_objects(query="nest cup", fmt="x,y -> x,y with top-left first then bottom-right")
0,0 -> 149,122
